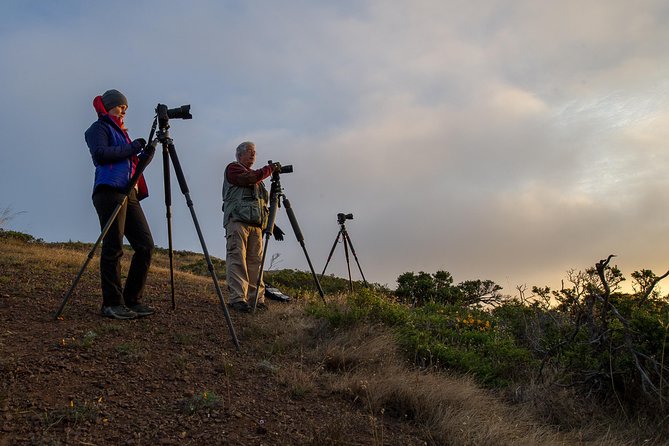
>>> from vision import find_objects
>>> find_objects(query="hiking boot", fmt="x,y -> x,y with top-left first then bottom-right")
228,301 -> 251,313
101,305 -> 137,320
128,303 -> 155,317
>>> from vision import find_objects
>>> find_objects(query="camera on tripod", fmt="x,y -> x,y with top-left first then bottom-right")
268,160 -> 294,175
337,213 -> 353,224
156,103 -> 192,123
322,212 -> 367,291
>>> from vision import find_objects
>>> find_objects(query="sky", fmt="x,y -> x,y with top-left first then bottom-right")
1,0 -> 669,294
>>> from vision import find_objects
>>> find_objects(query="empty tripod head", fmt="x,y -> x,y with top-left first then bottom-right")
337,213 -> 353,224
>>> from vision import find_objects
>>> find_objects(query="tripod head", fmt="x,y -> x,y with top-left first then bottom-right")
267,160 -> 294,195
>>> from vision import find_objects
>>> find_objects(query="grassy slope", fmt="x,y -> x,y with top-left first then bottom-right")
0,235 -> 647,445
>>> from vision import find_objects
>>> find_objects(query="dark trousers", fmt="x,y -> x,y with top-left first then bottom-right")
92,186 -> 154,307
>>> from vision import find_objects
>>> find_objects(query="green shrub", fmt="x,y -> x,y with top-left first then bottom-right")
0,229 -> 42,243
178,256 -> 225,278
266,269 -> 368,295
308,289 -> 535,387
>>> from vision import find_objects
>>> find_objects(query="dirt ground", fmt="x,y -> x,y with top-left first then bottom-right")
0,239 -> 430,445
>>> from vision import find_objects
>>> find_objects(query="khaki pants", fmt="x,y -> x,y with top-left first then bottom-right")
225,220 -> 265,305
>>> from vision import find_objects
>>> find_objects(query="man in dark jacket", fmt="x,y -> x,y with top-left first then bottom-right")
85,89 -> 156,320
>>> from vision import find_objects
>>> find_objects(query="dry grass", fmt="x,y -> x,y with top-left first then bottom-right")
323,327 -> 563,446
247,299 -> 656,446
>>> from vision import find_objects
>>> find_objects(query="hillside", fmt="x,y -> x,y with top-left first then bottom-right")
0,234 -> 651,445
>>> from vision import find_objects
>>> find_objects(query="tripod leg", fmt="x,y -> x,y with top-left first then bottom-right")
55,196 -> 128,319
167,143 -> 240,351
282,197 -> 325,302
251,232 -> 272,313
344,231 -> 368,286
342,231 -> 353,292
251,186 -> 281,313
162,145 -> 176,309
320,230 -> 342,279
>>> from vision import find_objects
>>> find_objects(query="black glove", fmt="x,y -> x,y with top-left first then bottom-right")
144,138 -> 158,156
273,224 -> 285,241
131,138 -> 146,153
139,138 -> 158,162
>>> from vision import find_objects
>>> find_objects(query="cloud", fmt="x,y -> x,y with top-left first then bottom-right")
2,0 -> 669,293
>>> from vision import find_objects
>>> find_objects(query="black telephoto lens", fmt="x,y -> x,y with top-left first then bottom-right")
166,105 -> 192,120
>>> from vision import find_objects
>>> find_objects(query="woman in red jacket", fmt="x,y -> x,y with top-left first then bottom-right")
84,89 -> 155,320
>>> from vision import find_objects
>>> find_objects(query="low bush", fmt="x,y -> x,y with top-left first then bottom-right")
309,289 -> 535,387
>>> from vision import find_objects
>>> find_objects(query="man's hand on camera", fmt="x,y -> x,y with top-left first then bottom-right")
273,224 -> 285,241
131,138 -> 146,153
271,162 -> 282,173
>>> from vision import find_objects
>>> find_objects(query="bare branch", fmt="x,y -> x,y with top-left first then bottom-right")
639,269 -> 669,305
595,255 -> 616,332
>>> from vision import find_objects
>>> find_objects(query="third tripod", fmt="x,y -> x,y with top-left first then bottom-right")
320,213 -> 367,292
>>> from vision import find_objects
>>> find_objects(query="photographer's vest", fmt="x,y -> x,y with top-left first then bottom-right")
222,162 -> 269,229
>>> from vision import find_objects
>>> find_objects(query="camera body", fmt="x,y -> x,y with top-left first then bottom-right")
156,104 -> 192,123
268,160 -> 294,174
337,213 -> 353,224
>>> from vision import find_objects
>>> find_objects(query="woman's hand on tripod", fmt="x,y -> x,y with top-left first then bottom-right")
131,138 -> 146,153
139,139 -> 158,162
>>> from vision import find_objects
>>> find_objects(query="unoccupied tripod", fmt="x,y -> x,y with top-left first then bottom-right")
55,104 -> 240,351
320,213 -> 368,292
251,162 -> 325,312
